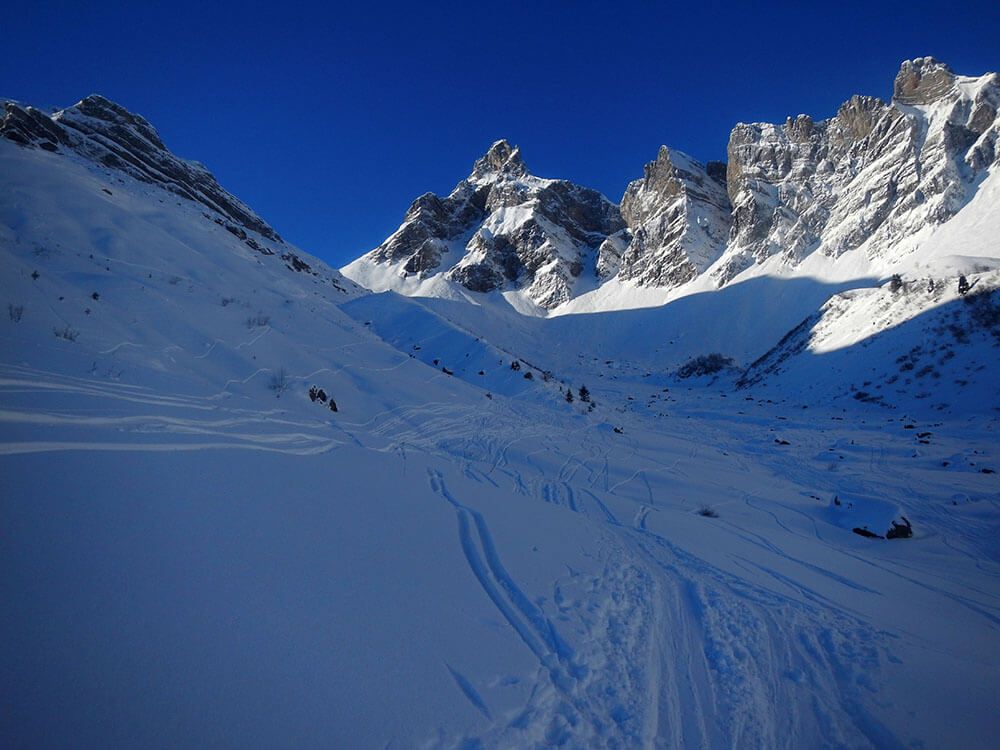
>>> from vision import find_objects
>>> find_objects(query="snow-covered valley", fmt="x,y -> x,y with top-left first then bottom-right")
2,77 -> 999,748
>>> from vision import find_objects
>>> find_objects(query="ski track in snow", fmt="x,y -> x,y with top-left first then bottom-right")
428,468 -> 660,748
406,397 -> 946,748
0,364 -> 342,456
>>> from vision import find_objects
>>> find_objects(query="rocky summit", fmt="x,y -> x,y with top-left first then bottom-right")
716,56 -> 1000,283
344,58 -> 1000,313
0,94 -> 353,292
598,146 -> 731,288
348,139 -> 624,308
2,95 -> 282,245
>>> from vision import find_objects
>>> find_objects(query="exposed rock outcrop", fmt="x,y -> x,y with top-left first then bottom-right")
600,147 -> 731,288
893,57 -> 957,105
715,58 -> 1000,283
349,58 -> 999,311
346,140 -> 623,308
2,95 -> 282,243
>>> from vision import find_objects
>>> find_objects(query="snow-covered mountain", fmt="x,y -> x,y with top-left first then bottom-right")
2,86 -> 999,749
344,58 -> 1000,318
343,139 -> 624,310
1,95 -> 342,285
714,57 -> 1000,283
597,147 -> 731,288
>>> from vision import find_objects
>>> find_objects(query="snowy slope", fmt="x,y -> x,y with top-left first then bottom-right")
2,96 -> 1000,750
734,164 -> 1000,412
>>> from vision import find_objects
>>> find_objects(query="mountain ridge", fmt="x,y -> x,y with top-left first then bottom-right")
343,57 -> 1000,313
344,137 -> 624,309
1,93 -> 357,296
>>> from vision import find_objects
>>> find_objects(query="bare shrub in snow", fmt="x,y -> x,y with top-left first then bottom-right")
8,304 -> 24,322
676,353 -> 736,379
965,288 -> 1000,343
246,313 -> 270,328
697,506 -> 719,518
268,367 -> 289,397
53,325 -> 79,341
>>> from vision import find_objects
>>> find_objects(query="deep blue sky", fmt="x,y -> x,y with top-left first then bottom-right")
4,1 -> 999,266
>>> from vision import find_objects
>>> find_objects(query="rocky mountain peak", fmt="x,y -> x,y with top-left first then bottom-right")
598,146 -> 731,287
642,146 -> 688,189
715,57 -> 1000,285
784,114 -> 817,142
347,57 -> 1000,313
628,146 -> 716,206
62,94 -> 167,151
832,95 -> 886,144
346,139 -> 623,308
470,139 -> 527,181
893,57 -> 956,105
1,94 -> 283,244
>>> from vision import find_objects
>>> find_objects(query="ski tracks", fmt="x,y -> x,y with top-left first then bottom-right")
426,469 -> 661,748
0,366 -> 342,456
629,524 -> 908,749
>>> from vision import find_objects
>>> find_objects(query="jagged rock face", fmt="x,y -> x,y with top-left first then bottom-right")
0,95 -> 359,295
470,139 -> 527,181
350,140 -> 623,308
0,102 -> 70,152
368,186 -> 489,274
717,58 -> 1000,284
1,95 -> 281,243
600,147 -> 731,288
894,57 -> 957,105
349,61 -> 1000,313
450,169 -> 624,307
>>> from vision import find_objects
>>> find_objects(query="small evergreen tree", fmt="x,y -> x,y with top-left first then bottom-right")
958,275 -> 971,295
565,389 -> 574,403
578,385 -> 590,402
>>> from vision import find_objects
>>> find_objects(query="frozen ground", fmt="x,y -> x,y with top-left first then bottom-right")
1,139 -> 999,748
